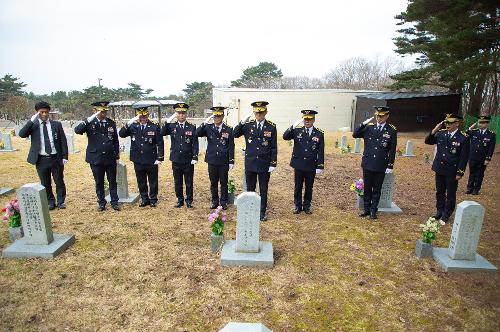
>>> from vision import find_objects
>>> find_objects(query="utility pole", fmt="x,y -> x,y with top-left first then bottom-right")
97,78 -> 103,98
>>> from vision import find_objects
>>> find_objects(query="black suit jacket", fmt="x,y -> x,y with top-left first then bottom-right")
18,119 -> 68,165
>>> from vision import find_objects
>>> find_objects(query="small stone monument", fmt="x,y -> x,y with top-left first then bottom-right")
14,125 -> 22,136
220,322 -> 272,332
66,133 -> 80,154
198,137 -> 207,154
105,161 -> 139,204
340,135 -> 347,149
433,201 -> 497,272
352,138 -> 362,154
356,172 -> 402,213
220,192 -> 273,267
120,136 -> 131,155
241,149 -> 247,192
0,133 -> 17,152
2,183 -> 75,259
0,187 -> 14,196
403,140 -> 416,157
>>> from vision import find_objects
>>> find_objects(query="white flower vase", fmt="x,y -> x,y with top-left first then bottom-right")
415,239 -> 433,258
356,195 -> 364,209
211,233 -> 224,253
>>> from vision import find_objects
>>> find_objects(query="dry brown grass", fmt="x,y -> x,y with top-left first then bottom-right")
0,132 -> 499,331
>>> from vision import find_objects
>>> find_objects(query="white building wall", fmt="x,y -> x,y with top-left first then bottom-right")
213,88 -> 378,132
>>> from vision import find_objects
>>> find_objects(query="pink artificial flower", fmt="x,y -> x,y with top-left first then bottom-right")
221,213 -> 227,222
208,214 -> 215,223
2,216 -> 7,221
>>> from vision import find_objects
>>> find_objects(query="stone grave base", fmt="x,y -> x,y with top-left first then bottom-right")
432,248 -> 497,272
356,197 -> 402,214
403,153 -> 416,157
105,193 -> 140,204
220,322 -> 271,332
0,188 -> 14,196
221,240 -> 274,267
70,150 -> 80,154
0,149 -> 18,152
3,234 -> 75,259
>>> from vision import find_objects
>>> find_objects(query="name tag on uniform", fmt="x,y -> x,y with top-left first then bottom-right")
452,141 -> 460,146
147,131 -> 155,136
383,133 -> 390,138
263,131 -> 272,137
185,131 -> 192,136
108,127 -> 114,132
222,132 -> 229,138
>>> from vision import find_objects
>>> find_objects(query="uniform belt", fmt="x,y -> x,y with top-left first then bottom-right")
39,154 -> 57,158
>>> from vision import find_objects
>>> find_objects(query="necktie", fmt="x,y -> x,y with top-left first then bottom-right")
42,122 -> 52,154
378,125 -> 382,132
141,124 -> 145,132
258,123 -> 262,133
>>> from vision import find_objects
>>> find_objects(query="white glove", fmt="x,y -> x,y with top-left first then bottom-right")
62,159 -> 68,165
268,166 -> 275,173
166,113 -> 176,123
191,160 -> 197,165
362,117 -> 374,125
203,114 -> 214,125
468,122 -> 477,130
385,168 -> 393,174
240,112 -> 253,125
315,169 -> 323,174
127,115 -> 140,126
229,164 -> 234,170
30,112 -> 39,122
292,118 -> 303,129
154,160 -> 162,165
86,112 -> 98,123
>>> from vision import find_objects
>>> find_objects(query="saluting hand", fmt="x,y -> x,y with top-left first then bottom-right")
127,115 -> 140,126
362,116 -> 374,125
240,112 -> 253,125
468,122 -> 477,130
166,113 -> 177,123
30,112 -> 39,122
292,118 -> 303,129
432,121 -> 445,135
203,114 -> 214,125
87,112 -> 98,123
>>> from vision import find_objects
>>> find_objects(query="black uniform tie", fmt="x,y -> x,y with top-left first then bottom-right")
42,121 -> 52,154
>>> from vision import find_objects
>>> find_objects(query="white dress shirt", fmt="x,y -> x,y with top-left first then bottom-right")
38,119 -> 57,156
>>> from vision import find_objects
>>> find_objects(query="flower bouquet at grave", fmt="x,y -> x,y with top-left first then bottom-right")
423,153 -> 430,164
209,206 -> 226,236
419,217 -> 445,244
0,141 -> 4,150
2,198 -> 21,228
228,178 -> 236,194
350,178 -> 364,196
347,144 -> 352,153
335,140 -> 339,148
396,147 -> 405,156
339,146 -> 349,154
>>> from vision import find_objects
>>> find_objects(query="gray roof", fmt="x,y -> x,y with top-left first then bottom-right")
108,99 -> 183,106
357,92 -> 460,100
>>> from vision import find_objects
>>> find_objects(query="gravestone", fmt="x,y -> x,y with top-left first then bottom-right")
119,136 -> 131,155
241,149 -> 247,191
66,133 -> 80,154
0,133 -> 17,152
198,137 -> 207,154
433,201 -> 497,272
220,192 -> 273,267
105,161 -> 139,204
356,172 -> 402,213
220,322 -> 272,332
403,140 -> 416,157
0,187 -> 14,196
340,135 -> 347,149
2,183 -> 75,259
14,125 -> 22,136
352,138 -> 362,154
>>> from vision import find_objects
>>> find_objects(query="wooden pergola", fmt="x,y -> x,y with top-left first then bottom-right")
108,99 -> 183,126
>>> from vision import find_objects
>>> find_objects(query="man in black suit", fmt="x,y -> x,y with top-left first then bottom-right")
19,101 -> 69,210
119,105 -> 164,207
74,101 -> 121,211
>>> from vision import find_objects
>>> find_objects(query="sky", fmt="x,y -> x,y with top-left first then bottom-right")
0,0 -> 411,96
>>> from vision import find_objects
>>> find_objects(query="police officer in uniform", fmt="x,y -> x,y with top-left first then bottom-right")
74,101 -> 121,211
234,101 -> 277,221
195,106 -> 235,210
466,116 -> 496,195
161,103 -> 198,208
353,106 -> 397,220
119,105 -> 164,207
283,110 -> 324,214
425,113 -> 470,222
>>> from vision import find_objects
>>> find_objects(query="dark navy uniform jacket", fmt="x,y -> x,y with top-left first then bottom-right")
195,123 -> 235,166
161,121 -> 199,164
233,119 -> 277,173
283,125 -> 325,172
353,122 -> 397,172
466,129 -> 496,162
74,117 -> 119,166
425,129 -> 470,177
119,121 -> 164,165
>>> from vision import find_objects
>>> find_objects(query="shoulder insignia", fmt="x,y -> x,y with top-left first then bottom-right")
316,128 -> 324,134
225,124 -> 233,129
472,128 -> 479,131
246,119 -> 255,124
297,125 -> 304,129
389,124 -> 397,130
461,131 -> 468,137
439,129 -> 447,131
367,123 -> 375,126
266,120 -> 276,127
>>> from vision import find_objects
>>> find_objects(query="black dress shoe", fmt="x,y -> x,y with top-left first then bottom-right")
139,201 -> 150,207
97,205 -> 106,212
150,202 -> 157,208
472,190 -> 479,195
359,211 -> 370,217
48,204 -> 56,210
304,209 -> 312,215
186,202 -> 193,208
432,213 -> 442,220
57,203 -> 66,209
210,203 -> 218,209
222,204 -> 228,210
174,201 -> 184,208
260,214 -> 268,221
293,207 -> 301,214
440,216 -> 449,223
465,189 -> 473,194
111,204 -> 121,211
369,211 -> 378,220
